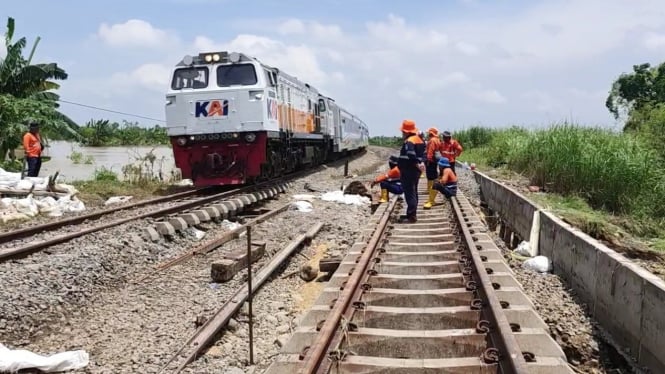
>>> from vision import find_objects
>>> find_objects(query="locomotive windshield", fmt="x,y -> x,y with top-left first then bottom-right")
216,64 -> 258,87
171,67 -> 208,90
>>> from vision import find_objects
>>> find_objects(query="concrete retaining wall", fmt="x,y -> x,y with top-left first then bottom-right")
474,170 -> 665,373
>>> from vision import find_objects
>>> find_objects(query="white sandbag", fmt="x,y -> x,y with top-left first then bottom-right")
292,194 -> 316,202
320,190 -> 370,206
16,179 -> 34,191
32,182 -> 48,191
0,198 -> 14,210
523,255 -> 552,273
104,196 -> 133,206
54,184 -> 78,195
0,212 -> 30,223
514,241 -> 532,257
0,343 -> 89,372
14,195 -> 39,217
189,227 -> 207,240
291,201 -> 313,212
221,219 -> 242,231
61,198 -> 85,213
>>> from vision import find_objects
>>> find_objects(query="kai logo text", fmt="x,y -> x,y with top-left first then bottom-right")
195,100 -> 229,118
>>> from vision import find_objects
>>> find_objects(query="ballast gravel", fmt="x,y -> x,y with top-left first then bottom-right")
456,167 -> 637,374
0,147 -> 393,373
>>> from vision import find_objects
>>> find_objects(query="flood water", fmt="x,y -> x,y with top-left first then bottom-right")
36,141 -> 177,182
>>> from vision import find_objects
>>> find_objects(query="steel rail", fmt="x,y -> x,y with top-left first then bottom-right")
297,197 -> 398,374
0,176 -> 293,262
451,197 -> 529,373
0,187 -> 210,244
159,222 -> 325,374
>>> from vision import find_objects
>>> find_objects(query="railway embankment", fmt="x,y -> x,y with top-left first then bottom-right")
467,168 -> 664,373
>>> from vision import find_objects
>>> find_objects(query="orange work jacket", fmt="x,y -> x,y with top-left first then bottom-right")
441,139 -> 463,163
374,166 -> 400,183
23,132 -> 42,158
426,137 -> 443,162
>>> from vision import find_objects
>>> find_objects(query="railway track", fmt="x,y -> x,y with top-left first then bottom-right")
0,153 -> 363,263
263,179 -> 574,374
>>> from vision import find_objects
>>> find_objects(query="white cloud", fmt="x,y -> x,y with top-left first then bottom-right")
467,88 -> 507,104
643,32 -> 665,50
97,19 -> 176,48
60,1 -> 665,135
455,41 -> 479,56
113,63 -> 173,91
195,34 -> 329,86
277,19 -> 305,35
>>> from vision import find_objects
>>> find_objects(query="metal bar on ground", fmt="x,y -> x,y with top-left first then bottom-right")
451,197 -> 529,373
298,197 -> 398,374
160,222 -> 324,373
134,203 -> 292,282
247,225 -> 254,365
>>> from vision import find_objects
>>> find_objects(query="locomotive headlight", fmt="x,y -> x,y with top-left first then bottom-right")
204,54 -> 213,63
245,133 -> 256,142
212,53 -> 221,62
233,133 -> 239,138
176,137 -> 187,146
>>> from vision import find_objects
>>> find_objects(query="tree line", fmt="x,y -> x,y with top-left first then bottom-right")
51,119 -> 170,147
0,17 -> 169,166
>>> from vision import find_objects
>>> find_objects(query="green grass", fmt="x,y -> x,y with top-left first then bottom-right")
464,123 -> 665,254
483,124 -> 665,219
456,147 -> 489,168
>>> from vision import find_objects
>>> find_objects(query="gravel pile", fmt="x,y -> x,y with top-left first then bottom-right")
0,147 -> 392,373
456,167 -> 637,374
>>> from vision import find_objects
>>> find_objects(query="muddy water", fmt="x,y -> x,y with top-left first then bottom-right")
35,141 -> 176,182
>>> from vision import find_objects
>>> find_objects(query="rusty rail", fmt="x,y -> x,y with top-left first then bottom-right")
134,202 -> 292,283
159,222 -> 325,373
451,198 -> 529,373
0,186 -> 209,244
298,197 -> 398,374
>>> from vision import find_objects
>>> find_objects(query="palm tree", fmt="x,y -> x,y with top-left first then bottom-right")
0,16 -> 79,161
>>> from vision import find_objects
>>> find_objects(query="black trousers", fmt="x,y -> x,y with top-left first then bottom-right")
26,157 -> 42,177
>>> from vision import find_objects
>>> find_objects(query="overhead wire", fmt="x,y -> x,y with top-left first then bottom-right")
57,99 -> 166,123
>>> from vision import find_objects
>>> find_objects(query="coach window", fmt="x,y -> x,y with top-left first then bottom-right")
216,64 -> 258,87
318,98 -> 326,112
171,67 -> 208,89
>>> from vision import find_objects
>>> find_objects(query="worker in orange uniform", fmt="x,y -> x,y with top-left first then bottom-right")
397,120 -> 425,223
441,130 -> 463,174
433,157 -> 458,199
423,127 -> 443,209
370,156 -> 402,203
23,122 -> 44,177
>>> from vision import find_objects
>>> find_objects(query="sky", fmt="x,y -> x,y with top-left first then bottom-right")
2,0 -> 665,136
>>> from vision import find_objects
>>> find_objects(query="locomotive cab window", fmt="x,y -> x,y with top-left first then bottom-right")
216,64 -> 258,87
171,67 -> 208,90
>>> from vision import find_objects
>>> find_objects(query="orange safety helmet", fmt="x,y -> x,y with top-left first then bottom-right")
427,127 -> 439,137
400,119 -> 417,134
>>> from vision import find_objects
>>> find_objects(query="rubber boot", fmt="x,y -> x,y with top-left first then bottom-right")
379,189 -> 389,203
423,180 -> 435,209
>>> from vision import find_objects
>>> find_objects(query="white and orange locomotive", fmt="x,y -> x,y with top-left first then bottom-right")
165,51 -> 369,186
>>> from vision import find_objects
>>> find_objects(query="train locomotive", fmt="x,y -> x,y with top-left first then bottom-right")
164,51 -> 369,187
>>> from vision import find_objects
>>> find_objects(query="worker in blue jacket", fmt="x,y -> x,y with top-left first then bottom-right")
397,119 -> 425,223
